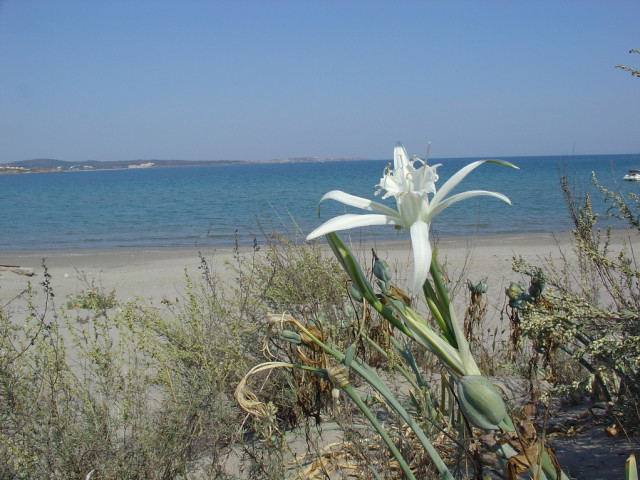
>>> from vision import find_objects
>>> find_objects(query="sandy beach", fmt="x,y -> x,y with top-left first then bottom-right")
2,230 -> 637,321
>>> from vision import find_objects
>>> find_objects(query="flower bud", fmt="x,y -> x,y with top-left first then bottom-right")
456,375 -> 508,430
505,282 -> 526,301
373,257 -> 392,284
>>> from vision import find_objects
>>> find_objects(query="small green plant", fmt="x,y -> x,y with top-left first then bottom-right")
66,288 -> 116,310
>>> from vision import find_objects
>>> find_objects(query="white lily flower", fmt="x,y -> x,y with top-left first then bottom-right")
307,142 -> 518,293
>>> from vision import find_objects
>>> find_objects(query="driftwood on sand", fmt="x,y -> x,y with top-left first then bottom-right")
0,265 -> 35,276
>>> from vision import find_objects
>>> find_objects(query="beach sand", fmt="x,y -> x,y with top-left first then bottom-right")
0,230 -> 618,322
0,233 -> 569,305
1,230 -> 638,478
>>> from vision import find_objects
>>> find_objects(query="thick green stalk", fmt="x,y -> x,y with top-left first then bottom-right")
385,298 -> 466,376
429,257 -> 451,307
429,254 -> 451,307
424,294 -> 450,336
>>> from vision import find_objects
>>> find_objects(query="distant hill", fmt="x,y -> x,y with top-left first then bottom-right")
10,159 -> 73,169
4,157 -> 365,172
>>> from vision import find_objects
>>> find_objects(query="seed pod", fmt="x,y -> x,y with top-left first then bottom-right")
509,298 -> 524,310
373,257 -> 392,283
350,284 -> 363,303
456,375 -> 508,430
343,304 -> 356,319
506,282 -> 525,300
468,280 -> 489,294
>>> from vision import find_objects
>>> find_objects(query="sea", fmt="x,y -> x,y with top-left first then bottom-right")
1,154 -> 639,251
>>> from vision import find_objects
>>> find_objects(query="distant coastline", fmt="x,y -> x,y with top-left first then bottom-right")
0,156 -> 366,175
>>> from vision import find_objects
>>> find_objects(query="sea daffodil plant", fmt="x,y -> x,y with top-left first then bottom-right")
238,142 -> 570,479
307,142 -> 517,293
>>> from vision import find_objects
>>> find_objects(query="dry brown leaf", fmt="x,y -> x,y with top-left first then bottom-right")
385,284 -> 411,305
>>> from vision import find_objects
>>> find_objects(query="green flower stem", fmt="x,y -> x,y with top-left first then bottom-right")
385,298 -> 466,376
341,383 -> 417,480
424,294 -> 449,336
446,303 -> 481,375
428,258 -> 456,345
363,332 -> 441,424
422,278 -> 454,342
429,257 -> 451,307
361,333 -> 418,388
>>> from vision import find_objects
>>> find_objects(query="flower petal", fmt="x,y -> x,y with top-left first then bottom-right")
431,159 -> 517,207
409,220 -> 432,294
393,142 -> 410,170
426,190 -> 512,222
319,190 -> 398,216
307,213 -> 399,240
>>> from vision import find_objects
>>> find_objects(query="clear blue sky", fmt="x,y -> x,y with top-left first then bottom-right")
1,1 -> 639,163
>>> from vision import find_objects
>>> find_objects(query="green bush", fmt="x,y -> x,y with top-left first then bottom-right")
0,233 -> 353,479
508,173 -> 640,423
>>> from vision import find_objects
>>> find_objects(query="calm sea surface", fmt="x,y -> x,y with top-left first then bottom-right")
1,154 -> 639,250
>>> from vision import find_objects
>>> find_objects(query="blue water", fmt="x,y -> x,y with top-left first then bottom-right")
1,154 -> 639,250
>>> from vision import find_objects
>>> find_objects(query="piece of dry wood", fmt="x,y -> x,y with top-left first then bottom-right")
0,265 -> 35,276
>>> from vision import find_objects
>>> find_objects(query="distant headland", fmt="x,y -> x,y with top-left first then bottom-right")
0,157 -> 366,174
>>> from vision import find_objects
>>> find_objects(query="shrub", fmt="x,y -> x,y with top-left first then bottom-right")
0,233 -> 354,478
507,172 -> 640,424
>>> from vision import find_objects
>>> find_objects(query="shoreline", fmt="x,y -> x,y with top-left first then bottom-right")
0,230 -> 578,258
